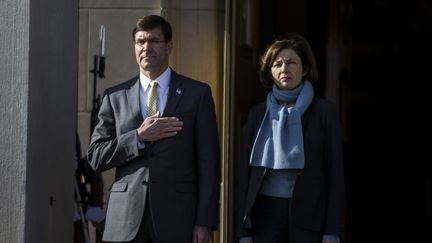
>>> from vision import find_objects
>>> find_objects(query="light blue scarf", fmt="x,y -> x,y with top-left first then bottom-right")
249,81 -> 314,169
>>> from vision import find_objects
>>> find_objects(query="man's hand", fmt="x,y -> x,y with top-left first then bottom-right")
192,225 -> 212,243
137,112 -> 183,142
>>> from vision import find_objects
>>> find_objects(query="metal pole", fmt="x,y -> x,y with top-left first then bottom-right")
74,181 -> 90,243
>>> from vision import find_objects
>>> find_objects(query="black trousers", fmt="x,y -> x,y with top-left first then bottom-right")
250,194 -> 321,243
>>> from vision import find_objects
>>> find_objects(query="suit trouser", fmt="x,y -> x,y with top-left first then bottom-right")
250,194 -> 321,243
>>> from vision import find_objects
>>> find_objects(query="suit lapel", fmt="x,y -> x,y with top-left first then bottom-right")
163,71 -> 184,117
126,76 -> 143,126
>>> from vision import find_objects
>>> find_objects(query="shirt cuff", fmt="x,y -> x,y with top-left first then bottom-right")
137,141 -> 145,149
323,234 -> 339,243
136,130 -> 145,149
239,236 -> 252,243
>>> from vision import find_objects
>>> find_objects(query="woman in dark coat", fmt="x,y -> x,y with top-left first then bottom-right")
236,33 -> 345,243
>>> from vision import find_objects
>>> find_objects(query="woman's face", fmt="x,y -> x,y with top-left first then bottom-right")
271,48 -> 304,90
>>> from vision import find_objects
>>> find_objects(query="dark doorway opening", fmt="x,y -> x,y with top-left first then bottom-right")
232,0 -> 432,242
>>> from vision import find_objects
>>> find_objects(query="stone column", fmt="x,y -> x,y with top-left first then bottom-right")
0,0 -> 78,242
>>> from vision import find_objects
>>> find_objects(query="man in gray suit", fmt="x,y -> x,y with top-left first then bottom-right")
87,15 -> 220,243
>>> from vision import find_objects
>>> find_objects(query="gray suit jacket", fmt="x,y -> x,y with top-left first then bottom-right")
87,71 -> 220,242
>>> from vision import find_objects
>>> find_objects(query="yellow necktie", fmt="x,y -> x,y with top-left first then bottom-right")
147,80 -> 158,117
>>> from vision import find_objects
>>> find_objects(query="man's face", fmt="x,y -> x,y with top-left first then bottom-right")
134,27 -> 172,77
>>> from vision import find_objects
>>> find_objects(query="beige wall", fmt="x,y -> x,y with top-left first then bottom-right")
166,0 -> 225,122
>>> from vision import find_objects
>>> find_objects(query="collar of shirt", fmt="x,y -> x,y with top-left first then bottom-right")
139,67 -> 171,94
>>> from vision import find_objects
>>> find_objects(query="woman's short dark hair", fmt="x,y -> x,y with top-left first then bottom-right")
259,33 -> 318,89
132,15 -> 172,42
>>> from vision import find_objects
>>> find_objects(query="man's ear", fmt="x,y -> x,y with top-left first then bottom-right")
167,41 -> 173,54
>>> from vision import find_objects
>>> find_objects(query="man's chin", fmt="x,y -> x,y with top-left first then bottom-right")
140,61 -> 152,69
